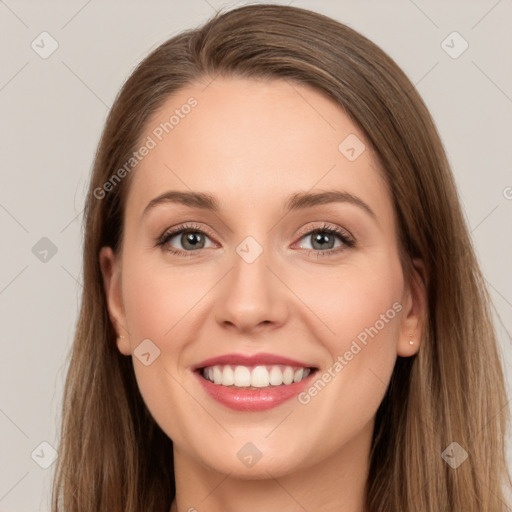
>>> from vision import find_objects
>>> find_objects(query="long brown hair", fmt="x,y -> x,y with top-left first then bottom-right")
51,4 -> 511,510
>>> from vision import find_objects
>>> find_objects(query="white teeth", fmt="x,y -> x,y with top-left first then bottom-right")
282,366 -> 294,385
251,366 -> 270,387
222,365 -> 235,386
213,366 -> 223,385
233,365 -> 251,387
293,368 -> 304,383
269,366 -> 283,386
201,364 -> 313,388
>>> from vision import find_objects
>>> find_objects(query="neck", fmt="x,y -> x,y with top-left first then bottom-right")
170,418 -> 373,512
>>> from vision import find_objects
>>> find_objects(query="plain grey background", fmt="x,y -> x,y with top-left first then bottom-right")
1,0 -> 511,510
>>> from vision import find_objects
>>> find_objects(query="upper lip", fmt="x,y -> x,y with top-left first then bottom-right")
192,352 -> 317,371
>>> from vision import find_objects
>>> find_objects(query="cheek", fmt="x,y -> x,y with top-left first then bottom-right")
294,251 -> 404,407
291,257 -> 403,455
121,256 -> 207,343
120,257 -> 208,440
293,251 -> 404,352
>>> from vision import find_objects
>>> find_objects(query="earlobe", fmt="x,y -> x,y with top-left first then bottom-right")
397,258 -> 428,357
99,246 -> 131,356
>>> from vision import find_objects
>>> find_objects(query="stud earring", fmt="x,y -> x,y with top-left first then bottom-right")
409,334 -> 414,345
118,335 -> 125,339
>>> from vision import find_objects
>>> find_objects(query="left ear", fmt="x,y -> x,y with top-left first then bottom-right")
397,257 -> 428,357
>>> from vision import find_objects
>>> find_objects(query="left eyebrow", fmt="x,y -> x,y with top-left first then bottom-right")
285,190 -> 376,219
142,189 -> 376,220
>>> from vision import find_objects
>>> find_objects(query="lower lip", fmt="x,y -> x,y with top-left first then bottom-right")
195,370 -> 316,411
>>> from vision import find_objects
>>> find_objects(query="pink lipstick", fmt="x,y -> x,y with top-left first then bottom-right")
192,352 -> 317,411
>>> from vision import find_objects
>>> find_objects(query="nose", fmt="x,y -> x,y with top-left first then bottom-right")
214,242 -> 289,335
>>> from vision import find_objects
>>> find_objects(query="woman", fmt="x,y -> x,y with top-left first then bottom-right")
51,4 -> 511,511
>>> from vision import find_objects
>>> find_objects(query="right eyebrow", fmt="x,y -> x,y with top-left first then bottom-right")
143,191 -> 219,218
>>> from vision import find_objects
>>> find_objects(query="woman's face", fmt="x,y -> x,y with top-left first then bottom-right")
101,77 -> 424,478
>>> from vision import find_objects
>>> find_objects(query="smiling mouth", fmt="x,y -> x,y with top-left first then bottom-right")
196,364 -> 318,389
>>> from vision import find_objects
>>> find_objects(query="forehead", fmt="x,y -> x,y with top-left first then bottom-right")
125,76 -> 390,222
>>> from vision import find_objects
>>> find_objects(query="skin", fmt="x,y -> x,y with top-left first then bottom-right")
100,76 -> 426,512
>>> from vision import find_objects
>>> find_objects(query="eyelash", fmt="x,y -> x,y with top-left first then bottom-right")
155,222 -> 356,258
